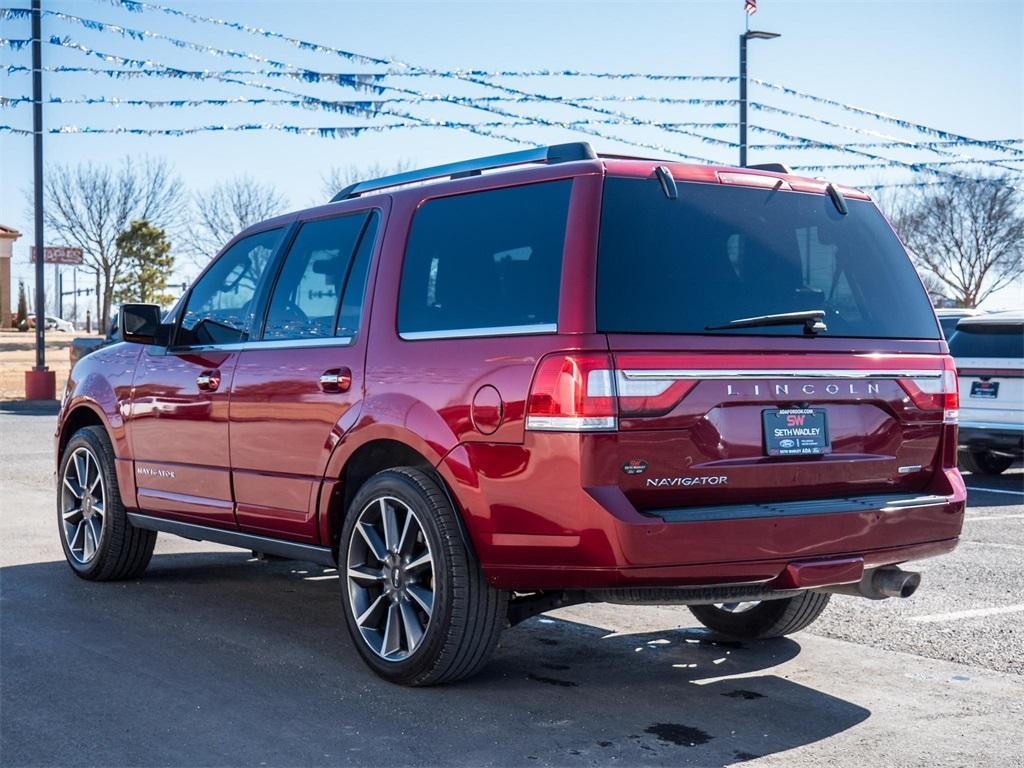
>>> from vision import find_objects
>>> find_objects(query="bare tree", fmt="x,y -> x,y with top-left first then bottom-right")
41,157 -> 184,326
320,160 -> 413,202
185,176 -> 288,266
887,176 -> 1024,308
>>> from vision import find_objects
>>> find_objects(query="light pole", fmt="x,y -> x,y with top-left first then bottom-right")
25,0 -> 56,400
739,29 -> 780,167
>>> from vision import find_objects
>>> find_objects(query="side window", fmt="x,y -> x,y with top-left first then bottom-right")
336,212 -> 379,339
262,212 -> 371,342
178,228 -> 284,346
398,180 -> 572,338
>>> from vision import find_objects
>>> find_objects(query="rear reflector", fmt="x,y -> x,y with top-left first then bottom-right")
898,357 -> 959,424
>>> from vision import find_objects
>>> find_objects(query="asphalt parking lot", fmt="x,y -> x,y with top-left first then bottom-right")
2,406 -> 1022,767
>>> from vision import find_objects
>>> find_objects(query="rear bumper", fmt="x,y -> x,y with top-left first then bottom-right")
484,538 -> 960,591
449,441 -> 966,590
958,422 -> 1024,455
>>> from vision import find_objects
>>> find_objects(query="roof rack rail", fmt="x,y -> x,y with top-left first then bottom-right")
596,152 -> 667,162
330,142 -> 597,202
746,162 -> 793,174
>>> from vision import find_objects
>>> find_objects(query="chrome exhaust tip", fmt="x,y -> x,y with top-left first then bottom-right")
817,566 -> 921,600
871,567 -> 921,599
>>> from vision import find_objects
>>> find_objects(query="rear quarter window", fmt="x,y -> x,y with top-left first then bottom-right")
398,180 -> 572,338
597,178 -> 941,339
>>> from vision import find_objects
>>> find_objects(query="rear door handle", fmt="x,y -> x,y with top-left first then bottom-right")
320,367 -> 352,393
196,370 -> 221,391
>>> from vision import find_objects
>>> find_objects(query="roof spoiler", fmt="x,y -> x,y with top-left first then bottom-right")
330,142 -> 597,202
746,162 -> 793,174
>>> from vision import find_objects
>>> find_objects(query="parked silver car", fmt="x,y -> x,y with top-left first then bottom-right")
950,311 -> 1024,474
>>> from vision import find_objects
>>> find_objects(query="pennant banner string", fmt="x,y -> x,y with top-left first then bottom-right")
0,68 -> 726,163
3,6 -> 1016,168
751,79 -> 1024,158
2,35 -> 389,91
750,126 -> 996,183
0,119 -> 731,138
38,2 -> 738,150
10,31 -> 741,152
2,34 -> 730,160
750,138 -> 1024,152
793,159 -> 1023,173
0,91 -> 740,112
0,73 -> 726,163
28,1 -> 1018,159
5,9 -> 1019,163
749,102 -> 1021,173
0,5 -> 388,66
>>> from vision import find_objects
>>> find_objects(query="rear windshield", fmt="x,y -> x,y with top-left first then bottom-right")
597,178 -> 940,339
939,316 -> 963,339
949,324 -> 1024,359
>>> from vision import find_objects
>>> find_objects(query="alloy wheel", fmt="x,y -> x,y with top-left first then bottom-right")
60,446 -> 106,564
346,496 -> 434,662
714,601 -> 762,613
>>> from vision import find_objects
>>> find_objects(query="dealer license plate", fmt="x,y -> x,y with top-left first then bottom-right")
763,408 -> 831,456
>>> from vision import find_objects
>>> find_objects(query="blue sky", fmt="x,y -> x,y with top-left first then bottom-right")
1,0 -> 1021,312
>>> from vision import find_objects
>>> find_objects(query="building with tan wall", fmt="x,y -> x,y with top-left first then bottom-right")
0,225 -> 22,329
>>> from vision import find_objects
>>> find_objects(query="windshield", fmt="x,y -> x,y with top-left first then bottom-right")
597,178 -> 941,339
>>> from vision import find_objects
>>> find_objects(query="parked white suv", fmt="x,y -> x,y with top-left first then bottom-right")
935,307 -> 980,339
950,311 -> 1024,475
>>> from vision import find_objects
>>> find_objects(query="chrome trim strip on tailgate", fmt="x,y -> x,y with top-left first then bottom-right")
648,493 -> 949,523
622,369 -> 942,380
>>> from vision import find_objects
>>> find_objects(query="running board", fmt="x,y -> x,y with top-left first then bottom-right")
126,513 -> 336,567
648,493 -> 949,523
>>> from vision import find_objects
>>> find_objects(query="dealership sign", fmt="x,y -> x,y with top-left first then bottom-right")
30,246 -> 84,265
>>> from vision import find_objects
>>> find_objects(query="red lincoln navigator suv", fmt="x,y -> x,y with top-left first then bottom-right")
56,143 -> 965,685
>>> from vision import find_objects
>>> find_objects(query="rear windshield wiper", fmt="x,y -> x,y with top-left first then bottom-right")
706,309 -> 828,335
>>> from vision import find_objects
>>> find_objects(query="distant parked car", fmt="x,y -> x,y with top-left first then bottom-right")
935,308 -> 980,339
950,311 -> 1024,474
47,316 -> 75,333
27,315 -> 73,332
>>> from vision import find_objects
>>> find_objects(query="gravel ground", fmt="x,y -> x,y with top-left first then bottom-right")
811,471 -> 1023,674
2,409 -> 1022,767
0,330 -> 84,399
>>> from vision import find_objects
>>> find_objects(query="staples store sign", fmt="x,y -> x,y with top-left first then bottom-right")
30,246 -> 84,265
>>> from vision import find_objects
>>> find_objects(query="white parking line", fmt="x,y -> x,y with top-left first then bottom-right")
966,486 -> 1024,497
909,604 -> 1024,623
964,513 -> 1024,521
960,540 -> 1024,551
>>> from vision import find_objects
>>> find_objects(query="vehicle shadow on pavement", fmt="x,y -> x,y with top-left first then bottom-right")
962,468 -> 1024,508
1,552 -> 870,767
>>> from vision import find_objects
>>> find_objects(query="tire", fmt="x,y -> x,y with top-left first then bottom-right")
339,467 -> 507,686
58,426 -> 157,581
688,592 -> 831,640
958,449 -> 1014,476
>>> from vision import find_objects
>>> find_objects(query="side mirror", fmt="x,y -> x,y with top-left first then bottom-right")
119,304 -> 170,346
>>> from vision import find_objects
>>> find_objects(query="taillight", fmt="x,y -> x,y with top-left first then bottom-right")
898,357 -> 959,424
526,353 -> 617,431
614,373 -> 696,417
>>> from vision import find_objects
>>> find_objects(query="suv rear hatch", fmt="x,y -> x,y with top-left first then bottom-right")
595,173 -> 954,513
